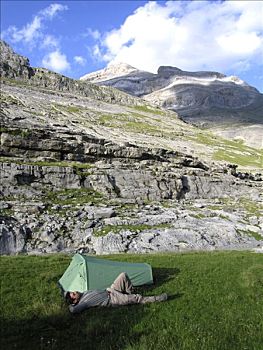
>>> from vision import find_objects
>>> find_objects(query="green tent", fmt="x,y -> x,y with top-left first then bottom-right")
58,253 -> 153,293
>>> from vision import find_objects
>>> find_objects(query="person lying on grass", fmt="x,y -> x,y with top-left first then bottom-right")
65,272 -> 168,313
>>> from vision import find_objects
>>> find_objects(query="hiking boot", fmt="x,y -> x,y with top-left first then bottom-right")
141,293 -> 168,304
155,293 -> 168,302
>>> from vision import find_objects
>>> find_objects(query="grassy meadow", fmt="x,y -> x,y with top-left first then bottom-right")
1,251 -> 262,350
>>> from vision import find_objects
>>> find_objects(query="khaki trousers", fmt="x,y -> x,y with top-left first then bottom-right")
107,272 -> 143,306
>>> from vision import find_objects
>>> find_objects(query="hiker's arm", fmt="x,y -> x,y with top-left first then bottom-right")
69,302 -> 87,314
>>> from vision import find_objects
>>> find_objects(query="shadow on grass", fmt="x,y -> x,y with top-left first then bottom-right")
140,267 -> 180,293
2,267 -> 181,350
2,306 -> 144,350
167,293 -> 184,301
152,267 -> 180,285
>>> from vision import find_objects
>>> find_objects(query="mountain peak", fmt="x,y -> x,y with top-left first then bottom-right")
157,65 -> 225,80
80,62 -> 138,83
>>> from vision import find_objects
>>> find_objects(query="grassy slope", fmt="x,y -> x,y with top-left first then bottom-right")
2,81 -> 262,172
1,252 -> 262,350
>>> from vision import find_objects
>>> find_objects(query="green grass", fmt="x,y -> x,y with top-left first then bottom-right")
0,157 -> 93,171
0,127 -> 31,138
124,120 -> 160,134
185,131 -> 262,169
190,213 -> 206,219
45,188 -> 103,206
98,113 -> 130,126
97,108 -> 167,131
213,149 -> 262,168
51,103 -> 83,114
66,106 -> 81,113
1,251 -> 262,350
1,77 -> 27,87
133,105 -> 166,116
239,198 -> 263,217
237,229 -> 263,241
93,223 -> 172,236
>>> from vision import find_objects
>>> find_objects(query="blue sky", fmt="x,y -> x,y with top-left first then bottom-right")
1,1 -> 263,91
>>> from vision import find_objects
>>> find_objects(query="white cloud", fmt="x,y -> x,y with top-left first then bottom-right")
2,3 -> 68,46
217,32 -> 261,55
42,50 -> 70,72
84,28 -> 101,40
3,16 -> 42,44
42,34 -> 59,49
2,3 -> 69,73
74,56 -> 87,66
94,44 -> 103,58
92,0 -> 263,73
40,3 -> 68,19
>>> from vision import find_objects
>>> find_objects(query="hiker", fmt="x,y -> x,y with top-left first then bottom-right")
66,272 -> 167,313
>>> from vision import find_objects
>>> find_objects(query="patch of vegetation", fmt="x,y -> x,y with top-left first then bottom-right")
133,105 -> 166,116
72,163 -> 94,176
74,169 -> 94,177
0,208 -> 15,216
1,93 -> 24,106
1,77 -> 27,87
239,198 -> 263,217
191,198 -> 262,220
123,120 -> 161,135
93,223 -> 172,236
98,114 -> 113,125
98,111 -> 166,133
0,156 -> 14,163
28,110 -> 41,116
0,158 -> 94,173
206,204 -> 224,211
237,229 -> 262,241
44,188 -> 104,206
66,106 -> 81,113
191,213 -> 206,219
0,127 -> 31,138
51,103 -> 82,114
1,252 -> 262,350
115,203 -> 139,214
213,149 -> 262,168
206,198 -> 263,220
184,131 -> 215,146
185,131 -> 262,168
98,113 -> 129,126
27,160 -> 77,167
219,214 -> 231,221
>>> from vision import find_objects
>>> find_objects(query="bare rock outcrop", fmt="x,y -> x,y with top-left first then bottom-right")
1,126 -> 262,255
81,63 -> 263,147
0,40 -> 34,79
1,40 -> 262,255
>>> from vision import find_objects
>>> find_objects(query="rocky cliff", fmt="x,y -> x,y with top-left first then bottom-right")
81,64 -> 263,148
0,40 -> 34,79
1,40 -> 262,255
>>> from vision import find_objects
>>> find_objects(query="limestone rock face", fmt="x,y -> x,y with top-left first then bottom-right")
0,40 -> 262,255
0,40 -> 34,79
0,40 -> 141,108
1,126 -> 262,255
1,131 -> 259,203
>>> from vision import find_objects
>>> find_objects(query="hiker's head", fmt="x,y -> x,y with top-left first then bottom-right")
66,291 -> 81,304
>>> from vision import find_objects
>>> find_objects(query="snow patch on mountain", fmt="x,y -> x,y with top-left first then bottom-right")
80,62 -> 138,83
